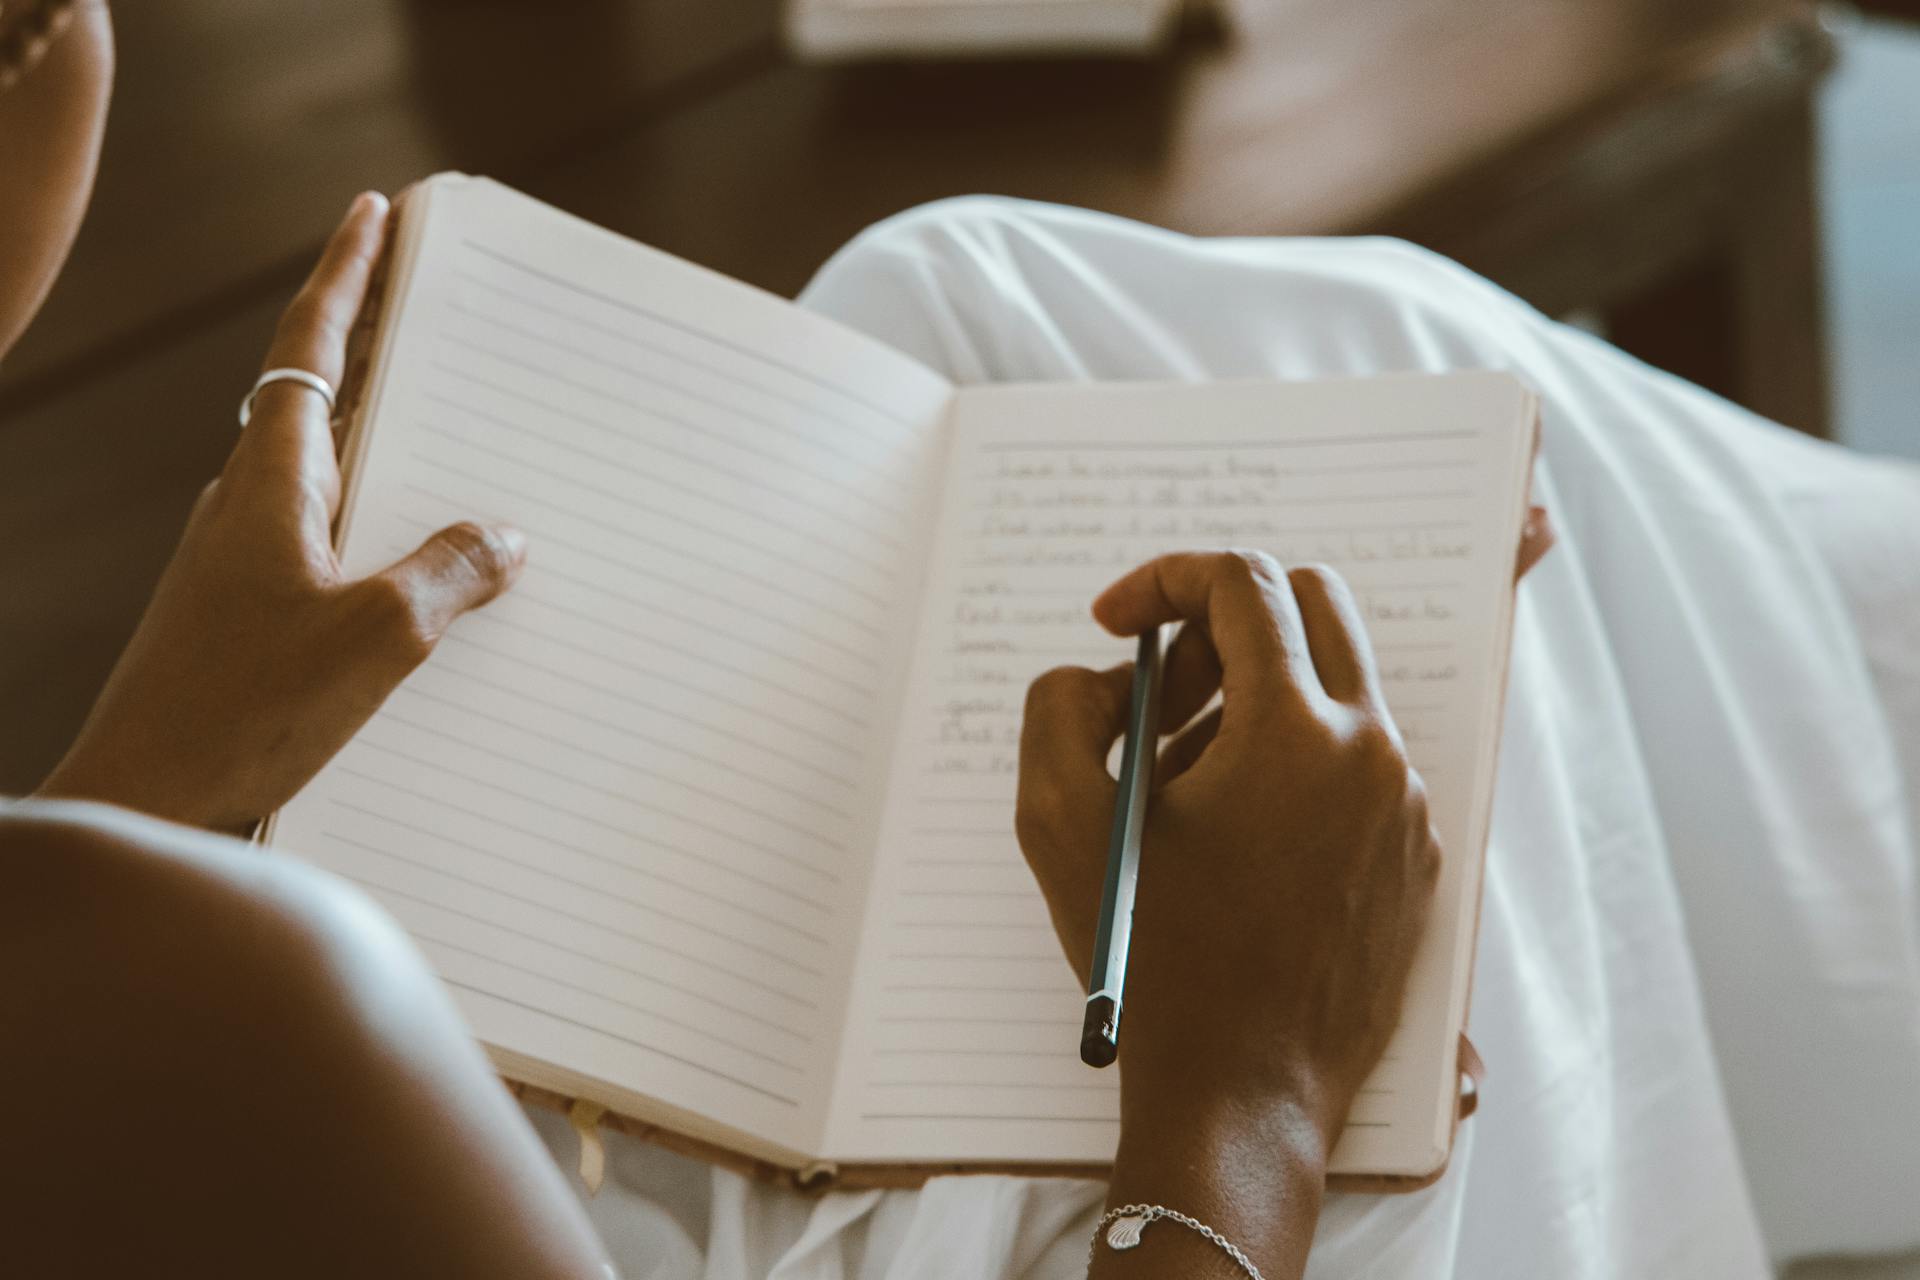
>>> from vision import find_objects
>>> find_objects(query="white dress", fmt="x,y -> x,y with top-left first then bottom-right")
523,197 -> 1920,1280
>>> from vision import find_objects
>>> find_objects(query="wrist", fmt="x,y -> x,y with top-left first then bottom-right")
1098,1092 -> 1330,1279
1114,1089 -> 1333,1189
1118,1038 -> 1358,1153
35,748 -> 249,836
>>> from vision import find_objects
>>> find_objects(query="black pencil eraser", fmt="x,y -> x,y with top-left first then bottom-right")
1080,995 -> 1119,1068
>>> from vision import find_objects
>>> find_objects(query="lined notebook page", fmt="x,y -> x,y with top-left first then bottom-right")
825,375 -> 1532,1169
269,176 -> 955,1158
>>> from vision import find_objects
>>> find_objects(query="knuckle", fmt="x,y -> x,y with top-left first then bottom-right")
1405,769 -> 1432,818
1412,824 -> 1444,889
1023,664 -> 1086,717
277,291 -> 346,353
277,292 -> 324,339
436,521 -> 511,588
1013,772 -> 1073,853
1222,548 -> 1284,589
189,479 -> 223,518
1288,561 -> 1345,598
356,575 -> 433,663
314,305 -> 350,350
1348,718 -> 1413,789
1012,791 -> 1055,851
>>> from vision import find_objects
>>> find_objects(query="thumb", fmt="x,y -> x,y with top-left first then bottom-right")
1515,503 -> 1556,581
376,521 -> 528,645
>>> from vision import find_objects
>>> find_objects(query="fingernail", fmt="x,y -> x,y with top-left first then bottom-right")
351,190 -> 388,218
495,525 -> 529,561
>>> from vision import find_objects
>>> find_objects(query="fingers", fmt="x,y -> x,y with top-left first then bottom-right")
1015,662 -> 1132,980
1156,704 -> 1221,785
365,522 -> 528,663
1149,575 -> 1361,783
334,221 -> 395,454
1286,565 -> 1384,710
1515,504 -> 1556,581
1092,551 -> 1319,706
1015,663 -> 1130,861
263,191 -> 390,384
228,192 -> 391,508
1158,620 -> 1222,736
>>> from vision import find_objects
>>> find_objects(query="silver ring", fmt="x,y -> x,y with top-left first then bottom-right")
238,367 -> 337,428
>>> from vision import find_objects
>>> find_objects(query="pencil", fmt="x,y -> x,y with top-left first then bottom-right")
1080,626 -> 1166,1069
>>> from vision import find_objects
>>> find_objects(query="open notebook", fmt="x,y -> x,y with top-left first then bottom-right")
266,174 -> 1537,1189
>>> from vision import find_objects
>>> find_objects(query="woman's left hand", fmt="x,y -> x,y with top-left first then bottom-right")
36,192 -> 527,833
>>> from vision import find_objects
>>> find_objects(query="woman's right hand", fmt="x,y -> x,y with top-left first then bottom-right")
1015,551 -> 1441,1275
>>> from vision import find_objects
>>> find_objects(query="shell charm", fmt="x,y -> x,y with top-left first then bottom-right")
1092,1205 -> 1263,1278
1106,1214 -> 1149,1249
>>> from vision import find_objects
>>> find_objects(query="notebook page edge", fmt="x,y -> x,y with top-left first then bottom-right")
258,175 -> 450,849
1404,380 -> 1540,1178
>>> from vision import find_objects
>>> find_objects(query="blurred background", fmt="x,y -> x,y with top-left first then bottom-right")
1,0 -> 1916,814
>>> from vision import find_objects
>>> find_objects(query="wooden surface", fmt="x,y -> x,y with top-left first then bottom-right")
0,0 -> 781,406
0,0 -> 1833,790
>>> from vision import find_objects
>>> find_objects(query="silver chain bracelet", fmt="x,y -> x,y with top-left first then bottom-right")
1089,1203 -> 1266,1279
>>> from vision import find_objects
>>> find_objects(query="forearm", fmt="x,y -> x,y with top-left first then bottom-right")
1093,1095 -> 1333,1280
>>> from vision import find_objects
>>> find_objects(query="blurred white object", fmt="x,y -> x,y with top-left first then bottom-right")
785,0 -> 1184,60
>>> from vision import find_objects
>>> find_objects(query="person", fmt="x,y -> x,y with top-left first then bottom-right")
0,0 -> 109,359
5,187 -> 1453,1279
1,13 -> 1471,1274
5,7 -> 1920,1280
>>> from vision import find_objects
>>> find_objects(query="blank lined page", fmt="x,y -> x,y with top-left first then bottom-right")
269,176 -> 954,1156
825,374 -> 1533,1169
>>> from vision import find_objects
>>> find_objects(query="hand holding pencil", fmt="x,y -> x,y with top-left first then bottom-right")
1014,550 -> 1443,1148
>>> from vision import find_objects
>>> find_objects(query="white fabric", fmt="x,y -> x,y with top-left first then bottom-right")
527,198 -> 1920,1279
